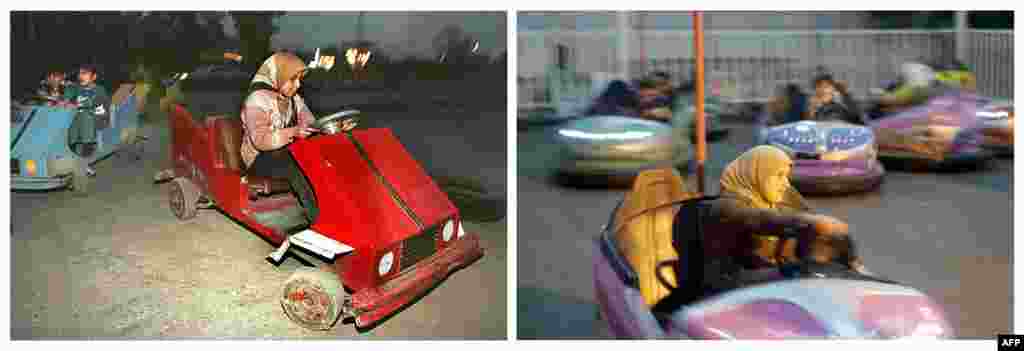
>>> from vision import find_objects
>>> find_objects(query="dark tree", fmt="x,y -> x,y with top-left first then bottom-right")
969,11 -> 1013,29
868,11 -> 955,29
432,25 -> 478,64
230,12 -> 285,70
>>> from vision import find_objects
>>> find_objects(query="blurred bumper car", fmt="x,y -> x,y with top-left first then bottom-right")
758,116 -> 884,195
869,90 -> 994,171
555,116 -> 687,185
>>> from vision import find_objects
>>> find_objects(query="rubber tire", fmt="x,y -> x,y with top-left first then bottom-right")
169,177 -> 199,220
878,151 -> 993,172
435,175 -> 506,222
281,267 -> 346,331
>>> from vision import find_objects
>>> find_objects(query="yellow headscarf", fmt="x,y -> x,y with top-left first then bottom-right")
719,145 -> 809,211
720,145 -> 811,265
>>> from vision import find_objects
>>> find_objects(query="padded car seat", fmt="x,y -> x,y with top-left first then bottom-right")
210,116 -> 292,197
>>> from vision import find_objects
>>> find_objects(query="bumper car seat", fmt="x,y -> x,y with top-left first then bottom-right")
212,116 -> 292,198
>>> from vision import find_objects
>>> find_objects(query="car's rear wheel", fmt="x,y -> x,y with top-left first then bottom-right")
281,267 -> 347,330
169,177 -> 199,220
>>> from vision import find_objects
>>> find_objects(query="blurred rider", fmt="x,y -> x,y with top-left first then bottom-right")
635,79 -> 673,121
64,64 -> 110,177
38,70 -> 67,101
766,83 -> 807,125
933,60 -> 976,91
807,74 -> 865,124
877,61 -> 938,111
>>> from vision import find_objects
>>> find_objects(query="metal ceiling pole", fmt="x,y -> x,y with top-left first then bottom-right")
693,11 -> 707,194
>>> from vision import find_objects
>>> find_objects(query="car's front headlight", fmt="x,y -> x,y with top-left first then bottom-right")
442,219 -> 455,242
24,159 -> 38,177
378,251 -> 395,277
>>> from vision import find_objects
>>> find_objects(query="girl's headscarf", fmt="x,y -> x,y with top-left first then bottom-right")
719,145 -> 809,211
250,52 -> 308,92
249,52 -> 308,117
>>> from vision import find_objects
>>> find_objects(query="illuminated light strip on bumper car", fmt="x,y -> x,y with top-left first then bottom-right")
558,129 -> 655,141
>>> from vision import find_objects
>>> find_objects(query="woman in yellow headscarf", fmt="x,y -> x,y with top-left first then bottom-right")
655,146 -> 863,311
702,145 -> 856,270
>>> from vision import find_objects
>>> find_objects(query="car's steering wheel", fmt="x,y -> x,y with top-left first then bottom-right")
312,109 -> 361,135
775,225 -> 862,279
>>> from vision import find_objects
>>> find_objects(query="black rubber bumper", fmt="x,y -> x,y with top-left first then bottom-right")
878,150 -> 995,172
555,159 -> 689,188
983,144 -> 1014,158
790,164 -> 886,196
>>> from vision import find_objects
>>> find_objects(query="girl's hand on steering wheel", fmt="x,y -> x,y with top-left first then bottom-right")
297,127 -> 317,138
341,119 -> 357,132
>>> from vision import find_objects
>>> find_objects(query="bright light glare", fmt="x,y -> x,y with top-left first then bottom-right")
977,110 -> 1010,119
346,48 -> 371,68
558,129 -> 654,140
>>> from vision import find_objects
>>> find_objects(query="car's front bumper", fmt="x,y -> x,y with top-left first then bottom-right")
350,231 -> 484,327
11,174 -> 71,190
878,148 -> 994,171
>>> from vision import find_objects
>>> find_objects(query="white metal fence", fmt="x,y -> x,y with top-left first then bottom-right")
967,30 -> 1014,100
518,29 -> 1012,110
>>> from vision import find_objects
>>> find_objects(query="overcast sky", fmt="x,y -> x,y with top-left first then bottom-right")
266,12 -> 506,58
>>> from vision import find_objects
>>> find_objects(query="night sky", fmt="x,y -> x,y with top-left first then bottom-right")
268,12 -> 507,58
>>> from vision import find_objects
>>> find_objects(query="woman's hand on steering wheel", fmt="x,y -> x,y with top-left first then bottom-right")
785,214 -> 857,266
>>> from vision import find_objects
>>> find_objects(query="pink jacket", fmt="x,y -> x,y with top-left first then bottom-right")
240,90 -> 315,168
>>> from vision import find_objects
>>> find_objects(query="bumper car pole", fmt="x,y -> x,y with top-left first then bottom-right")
693,11 -> 707,194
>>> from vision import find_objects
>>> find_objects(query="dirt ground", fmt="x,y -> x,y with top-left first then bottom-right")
10,93 -> 508,339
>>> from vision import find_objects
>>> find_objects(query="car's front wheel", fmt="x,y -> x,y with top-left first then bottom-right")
281,267 -> 347,330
